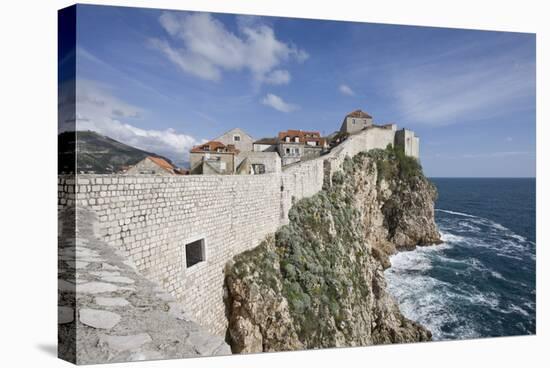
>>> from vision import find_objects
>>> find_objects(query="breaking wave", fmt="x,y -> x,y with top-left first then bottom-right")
385,206 -> 536,340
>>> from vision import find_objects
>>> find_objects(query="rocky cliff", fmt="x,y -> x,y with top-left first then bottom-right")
224,147 -> 441,353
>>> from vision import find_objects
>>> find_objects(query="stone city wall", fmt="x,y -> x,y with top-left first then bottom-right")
58,127 -> 408,335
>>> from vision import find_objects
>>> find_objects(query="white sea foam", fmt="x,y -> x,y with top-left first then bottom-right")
457,221 -> 481,232
462,290 -> 500,309
389,251 -> 433,273
490,222 -> 509,231
510,233 -> 527,242
440,232 -> 465,244
494,297 -> 535,317
385,266 -> 481,340
437,209 -> 529,248
495,252 -> 523,261
436,209 -> 478,218
441,216 -> 532,261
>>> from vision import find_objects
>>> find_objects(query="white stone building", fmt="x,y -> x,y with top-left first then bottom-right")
213,128 -> 254,152
339,109 -> 374,135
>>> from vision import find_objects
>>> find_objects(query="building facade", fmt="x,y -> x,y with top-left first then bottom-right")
189,141 -> 239,174
189,109 -> 419,175
395,129 -> 420,158
213,128 -> 254,152
277,130 -> 328,166
339,109 -> 374,135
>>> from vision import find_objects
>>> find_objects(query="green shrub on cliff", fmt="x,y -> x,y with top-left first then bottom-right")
367,144 -> 422,183
229,156 -> 376,346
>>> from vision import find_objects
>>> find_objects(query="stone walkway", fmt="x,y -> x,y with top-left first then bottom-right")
58,206 -> 230,364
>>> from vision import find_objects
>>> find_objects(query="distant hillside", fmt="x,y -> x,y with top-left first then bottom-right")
58,131 -> 175,174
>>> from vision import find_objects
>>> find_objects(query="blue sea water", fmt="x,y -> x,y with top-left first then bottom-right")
384,178 -> 536,340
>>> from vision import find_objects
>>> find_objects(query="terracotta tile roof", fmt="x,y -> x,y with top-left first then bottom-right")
346,109 -> 372,119
190,140 -> 239,154
278,130 -> 322,144
147,156 -> 175,172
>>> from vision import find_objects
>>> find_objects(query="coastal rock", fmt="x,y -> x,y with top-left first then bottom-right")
225,149 -> 439,352
379,175 -> 442,250
226,251 -> 303,353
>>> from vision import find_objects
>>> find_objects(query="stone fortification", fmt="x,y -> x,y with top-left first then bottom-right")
58,127 -> 418,335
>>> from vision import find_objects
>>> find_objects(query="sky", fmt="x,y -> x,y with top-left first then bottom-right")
59,4 -> 536,177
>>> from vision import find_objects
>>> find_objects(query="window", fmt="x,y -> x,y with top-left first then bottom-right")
220,162 -> 226,170
252,164 -> 266,174
352,119 -> 356,125
286,148 -> 290,154
294,137 -> 300,143
185,238 -> 205,268
233,135 -> 241,142
285,136 -> 290,143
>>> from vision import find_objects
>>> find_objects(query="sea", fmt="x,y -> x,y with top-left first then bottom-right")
384,178 -> 536,340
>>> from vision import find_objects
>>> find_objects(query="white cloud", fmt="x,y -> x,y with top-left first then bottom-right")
150,12 -> 308,84
391,53 -> 535,126
59,79 -> 199,162
264,69 -> 291,85
339,84 -> 355,96
148,38 -> 222,81
261,93 -> 298,112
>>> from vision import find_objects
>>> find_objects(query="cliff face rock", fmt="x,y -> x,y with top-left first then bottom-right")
366,147 -> 442,266
225,148 -> 441,353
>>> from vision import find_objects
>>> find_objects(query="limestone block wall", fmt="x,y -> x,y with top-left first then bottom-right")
65,174 -> 282,334
280,158 -> 325,224
364,126 -> 397,151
